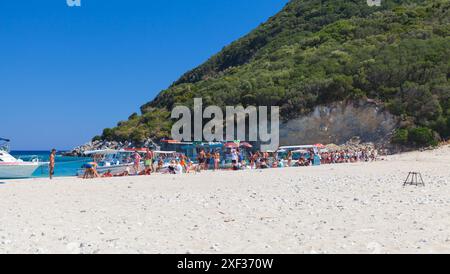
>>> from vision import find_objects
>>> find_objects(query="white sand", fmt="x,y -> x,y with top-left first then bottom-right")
1,146 -> 450,254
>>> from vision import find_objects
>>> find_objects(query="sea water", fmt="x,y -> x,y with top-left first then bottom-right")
10,151 -> 92,178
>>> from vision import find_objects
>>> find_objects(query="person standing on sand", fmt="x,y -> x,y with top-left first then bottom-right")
214,150 -> 220,171
133,151 -> 142,175
49,149 -> 56,179
144,148 -> 153,175
198,149 -> 206,171
180,154 -> 187,172
287,151 -> 292,167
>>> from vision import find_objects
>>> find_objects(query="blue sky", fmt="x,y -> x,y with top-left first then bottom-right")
0,0 -> 288,150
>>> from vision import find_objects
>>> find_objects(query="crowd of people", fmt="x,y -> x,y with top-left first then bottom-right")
80,146 -> 382,179
320,148 -> 380,164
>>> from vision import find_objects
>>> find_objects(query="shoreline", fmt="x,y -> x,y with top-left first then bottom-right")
1,146 -> 449,254
3,144 -> 432,182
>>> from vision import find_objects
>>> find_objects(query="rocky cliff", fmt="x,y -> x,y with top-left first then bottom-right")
280,100 -> 397,145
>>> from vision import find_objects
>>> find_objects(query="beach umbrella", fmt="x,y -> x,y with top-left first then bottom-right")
240,142 -> 253,148
224,142 -> 239,148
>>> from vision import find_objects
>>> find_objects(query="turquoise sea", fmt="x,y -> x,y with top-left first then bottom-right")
10,151 -> 92,178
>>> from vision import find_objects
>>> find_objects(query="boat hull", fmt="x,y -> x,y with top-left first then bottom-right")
0,163 -> 41,179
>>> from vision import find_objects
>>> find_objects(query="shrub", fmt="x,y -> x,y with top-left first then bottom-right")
92,135 -> 103,142
129,128 -> 148,145
408,127 -> 438,147
102,128 -> 114,141
392,129 -> 409,144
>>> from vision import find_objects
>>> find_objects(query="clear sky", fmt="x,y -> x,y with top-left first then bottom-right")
0,0 -> 288,150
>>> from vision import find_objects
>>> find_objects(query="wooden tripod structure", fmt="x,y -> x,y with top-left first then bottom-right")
403,172 -> 425,187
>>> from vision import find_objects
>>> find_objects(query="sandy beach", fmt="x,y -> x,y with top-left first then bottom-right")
1,146 -> 450,254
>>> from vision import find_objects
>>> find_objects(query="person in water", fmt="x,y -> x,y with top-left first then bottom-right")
49,149 -> 56,180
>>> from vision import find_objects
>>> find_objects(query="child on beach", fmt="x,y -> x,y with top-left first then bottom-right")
180,155 -> 187,172
156,158 -> 164,172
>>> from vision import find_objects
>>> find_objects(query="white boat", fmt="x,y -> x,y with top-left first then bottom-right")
76,149 -> 145,176
0,138 -> 46,179
76,149 -> 180,176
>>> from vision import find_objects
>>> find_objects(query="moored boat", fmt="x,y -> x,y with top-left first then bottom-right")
0,138 -> 46,179
76,149 -> 145,176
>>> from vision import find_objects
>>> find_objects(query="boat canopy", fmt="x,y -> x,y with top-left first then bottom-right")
0,138 -> 10,152
83,149 -> 119,156
122,148 -> 151,152
292,149 -> 309,153
161,140 -> 193,145
153,151 -> 177,155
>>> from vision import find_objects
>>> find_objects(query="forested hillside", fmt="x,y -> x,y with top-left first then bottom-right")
97,0 -> 450,147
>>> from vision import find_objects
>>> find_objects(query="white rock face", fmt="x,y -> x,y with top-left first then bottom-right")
280,100 -> 397,145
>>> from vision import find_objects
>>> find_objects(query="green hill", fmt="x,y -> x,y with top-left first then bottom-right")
97,0 -> 450,147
